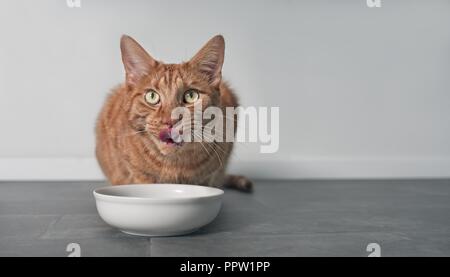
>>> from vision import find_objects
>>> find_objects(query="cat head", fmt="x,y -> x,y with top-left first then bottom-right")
120,35 -> 225,155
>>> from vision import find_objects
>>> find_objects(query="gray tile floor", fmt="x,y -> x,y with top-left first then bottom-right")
0,179 -> 449,256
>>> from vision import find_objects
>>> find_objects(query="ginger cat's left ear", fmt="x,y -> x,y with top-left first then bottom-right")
189,35 -> 225,87
120,35 -> 158,87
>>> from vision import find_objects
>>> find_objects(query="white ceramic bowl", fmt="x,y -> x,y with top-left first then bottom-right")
93,184 -> 223,237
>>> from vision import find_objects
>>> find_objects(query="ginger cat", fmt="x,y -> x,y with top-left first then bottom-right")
95,35 -> 252,191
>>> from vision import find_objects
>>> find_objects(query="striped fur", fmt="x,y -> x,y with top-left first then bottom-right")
95,35 -> 252,191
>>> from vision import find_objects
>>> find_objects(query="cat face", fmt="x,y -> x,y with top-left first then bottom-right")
120,35 -> 225,155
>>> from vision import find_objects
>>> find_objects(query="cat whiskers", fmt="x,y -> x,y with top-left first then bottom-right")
177,120 -> 238,167
115,129 -> 147,138
192,131 -> 224,168
179,121 -> 230,156
203,116 -> 252,152
191,130 -> 211,156
190,130 -> 225,168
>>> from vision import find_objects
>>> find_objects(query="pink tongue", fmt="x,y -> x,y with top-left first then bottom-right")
159,128 -> 174,144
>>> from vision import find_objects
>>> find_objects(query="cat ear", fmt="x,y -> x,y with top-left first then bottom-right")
120,35 -> 158,87
189,35 -> 225,87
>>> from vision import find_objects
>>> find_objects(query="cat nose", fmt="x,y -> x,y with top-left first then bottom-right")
161,121 -> 173,128
161,117 -> 178,127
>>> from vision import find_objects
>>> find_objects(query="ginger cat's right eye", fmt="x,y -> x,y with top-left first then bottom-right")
144,90 -> 160,105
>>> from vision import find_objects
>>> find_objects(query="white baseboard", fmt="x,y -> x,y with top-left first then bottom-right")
0,158 -> 104,181
0,157 -> 450,181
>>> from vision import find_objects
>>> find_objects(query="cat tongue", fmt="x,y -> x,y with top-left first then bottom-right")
159,128 -> 182,145
159,129 -> 173,144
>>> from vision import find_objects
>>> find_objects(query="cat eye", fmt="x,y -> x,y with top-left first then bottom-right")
144,90 -> 160,105
183,89 -> 200,104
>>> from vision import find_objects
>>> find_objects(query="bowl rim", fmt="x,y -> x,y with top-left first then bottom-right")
93,183 -> 224,204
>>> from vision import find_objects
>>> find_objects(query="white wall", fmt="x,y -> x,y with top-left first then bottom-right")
1,0 -> 450,180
